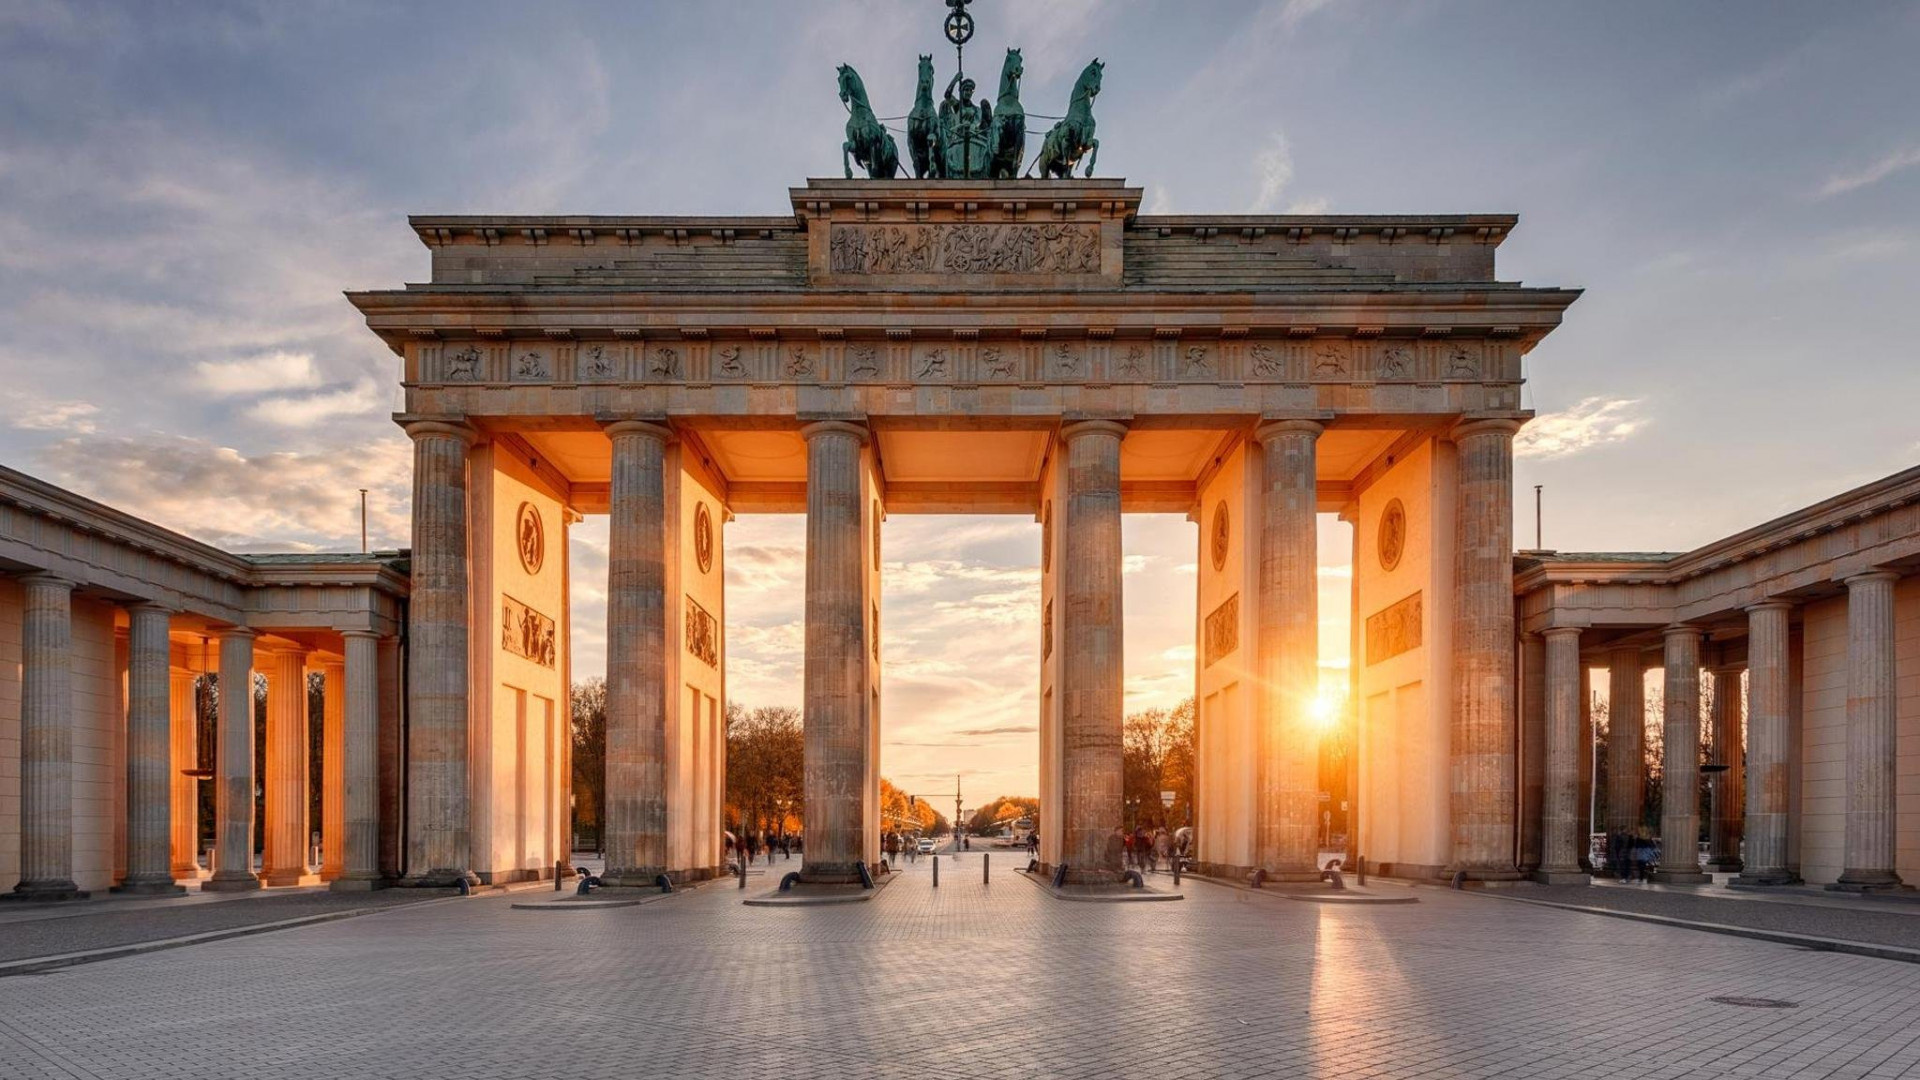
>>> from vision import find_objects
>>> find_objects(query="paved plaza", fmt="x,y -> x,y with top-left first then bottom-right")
4,862 -> 1920,1079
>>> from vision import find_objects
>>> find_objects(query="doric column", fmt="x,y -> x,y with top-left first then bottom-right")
170,664 -> 199,878
262,645 -> 311,886
1538,627 -> 1588,882
1734,602 -> 1796,885
1837,571 -> 1902,891
1654,626 -> 1709,883
1604,646 -> 1646,841
602,419 -> 672,886
117,602 -> 184,894
333,631 -> 383,890
1519,632 -> 1547,873
376,635 -> 403,880
319,655 -> 346,880
1449,417 -> 1523,879
403,419 -> 477,887
1255,418 -> 1322,880
1706,666 -> 1744,871
206,628 -> 260,891
12,573 -> 83,900
800,420 -> 873,884
1577,662 -> 1594,870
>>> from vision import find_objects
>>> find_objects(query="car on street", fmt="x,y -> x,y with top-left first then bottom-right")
916,837 -> 936,854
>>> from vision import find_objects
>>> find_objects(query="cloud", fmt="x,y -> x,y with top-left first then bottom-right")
6,391 -> 99,435
31,432 -> 412,552
1515,398 -> 1648,460
196,351 -> 323,396
1252,134 -> 1296,213
954,725 -> 1038,738
1816,145 -> 1920,199
245,378 -> 387,428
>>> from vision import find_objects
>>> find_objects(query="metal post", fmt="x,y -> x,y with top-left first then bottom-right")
1534,484 -> 1543,549
359,488 -> 369,553
933,854 -> 939,888
983,853 -> 989,884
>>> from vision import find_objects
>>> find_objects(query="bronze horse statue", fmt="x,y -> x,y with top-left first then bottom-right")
988,47 -> 1026,180
907,54 -> 938,179
1031,58 -> 1102,179
838,63 -> 900,179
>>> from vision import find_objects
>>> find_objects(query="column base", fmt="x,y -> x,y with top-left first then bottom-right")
1729,869 -> 1799,888
6,880 -> 89,902
1704,856 -> 1744,872
1443,867 -> 1526,884
328,875 -> 389,893
203,872 -> 261,892
598,868 -> 673,889
1828,871 -> 1908,894
1260,869 -> 1326,884
797,861 -> 867,886
111,878 -> 187,896
1533,868 -> 1590,885
398,868 -> 479,888
1649,869 -> 1712,885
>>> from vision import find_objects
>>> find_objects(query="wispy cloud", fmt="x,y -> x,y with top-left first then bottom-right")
1816,145 -> 1920,199
196,351 -> 323,396
1516,398 -> 1648,460
245,378 -> 386,428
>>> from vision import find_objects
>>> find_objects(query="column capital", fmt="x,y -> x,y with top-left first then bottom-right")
401,418 -> 477,446
1542,626 -> 1582,643
339,629 -> 380,642
799,419 -> 871,444
601,417 -> 675,443
1450,415 -> 1526,442
1060,419 -> 1128,443
1843,569 -> 1901,588
1254,418 -> 1324,443
126,600 -> 176,617
1661,623 -> 1704,642
18,571 -> 75,592
1744,599 -> 1794,614
215,625 -> 256,641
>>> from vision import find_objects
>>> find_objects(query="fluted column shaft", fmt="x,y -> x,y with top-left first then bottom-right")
119,603 -> 183,894
320,657 -> 346,879
1450,418 -> 1522,878
1255,419 -> 1322,880
170,666 -> 199,877
603,419 -> 671,885
800,420 -> 872,883
1707,667 -> 1744,870
1838,571 -> 1901,889
1578,663 -> 1594,869
1604,646 -> 1646,839
1519,633 -> 1547,872
1654,626 -> 1709,883
1539,628 -> 1587,880
14,574 -> 82,899
404,420 -> 476,886
335,631 -> 382,889
207,629 -> 260,890
1735,602 -> 1795,885
263,647 -> 310,886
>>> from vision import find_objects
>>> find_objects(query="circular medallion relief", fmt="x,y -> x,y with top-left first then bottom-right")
516,502 -> 545,575
1210,500 -> 1230,572
694,502 -> 714,574
1042,501 -> 1053,572
1378,498 -> 1407,573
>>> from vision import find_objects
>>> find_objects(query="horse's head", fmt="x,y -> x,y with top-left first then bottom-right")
1078,58 -> 1104,100
1002,47 -> 1023,87
918,54 -> 934,87
836,63 -> 859,104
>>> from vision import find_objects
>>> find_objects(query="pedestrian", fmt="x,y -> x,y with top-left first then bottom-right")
1153,828 -> 1170,873
1027,832 -> 1039,858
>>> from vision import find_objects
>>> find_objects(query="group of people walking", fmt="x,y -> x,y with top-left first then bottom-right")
1124,826 -> 1177,872
1604,831 -> 1660,882
726,830 -> 795,867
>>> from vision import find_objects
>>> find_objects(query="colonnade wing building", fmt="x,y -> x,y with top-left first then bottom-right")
347,178 -> 1580,886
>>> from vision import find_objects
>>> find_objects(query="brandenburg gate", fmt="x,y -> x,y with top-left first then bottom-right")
348,177 -> 1578,888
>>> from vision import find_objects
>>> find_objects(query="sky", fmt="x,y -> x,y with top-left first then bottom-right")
2,1 -> 1916,806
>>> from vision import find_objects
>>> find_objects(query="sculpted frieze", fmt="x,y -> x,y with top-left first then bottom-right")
828,222 -> 1100,276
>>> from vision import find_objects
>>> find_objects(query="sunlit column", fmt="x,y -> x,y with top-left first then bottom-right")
334,631 -> 383,890
602,419 -> 672,886
206,628 -> 260,891
170,664 -> 199,879
13,573 -> 83,900
1654,625 -> 1708,883
1733,601 -> 1796,885
1449,417 -> 1522,879
1837,571 -> 1902,891
118,602 -> 184,895
1705,665 -> 1745,871
800,420 -> 872,884
403,419 -> 477,887
1255,418 -> 1322,881
319,655 -> 346,880
262,646 -> 311,886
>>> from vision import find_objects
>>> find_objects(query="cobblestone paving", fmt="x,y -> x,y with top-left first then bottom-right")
0,889 -> 440,964
1515,882 -> 1920,949
5,859 -> 1920,1079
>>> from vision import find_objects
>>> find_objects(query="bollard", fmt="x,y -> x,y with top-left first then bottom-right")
1052,862 -> 1069,889
1123,869 -> 1144,888
1358,855 -> 1367,887
738,859 -> 747,890
858,861 -> 874,890
983,853 -> 990,884
456,877 -> 471,897
1450,869 -> 1466,890
1323,868 -> 1345,891
932,855 -> 940,888
1172,857 -> 1181,887
779,871 -> 801,892
655,873 -> 674,894
555,859 -> 565,891
1250,868 -> 1267,889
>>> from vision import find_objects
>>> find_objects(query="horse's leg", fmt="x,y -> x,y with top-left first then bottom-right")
844,141 -> 855,180
1085,138 -> 1099,179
